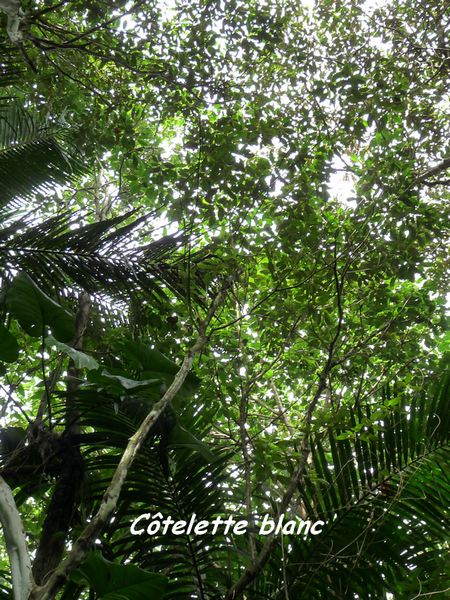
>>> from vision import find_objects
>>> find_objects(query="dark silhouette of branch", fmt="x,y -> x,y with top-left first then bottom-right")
415,157 -> 450,185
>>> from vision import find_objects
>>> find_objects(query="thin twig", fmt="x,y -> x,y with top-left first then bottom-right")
224,238 -> 347,600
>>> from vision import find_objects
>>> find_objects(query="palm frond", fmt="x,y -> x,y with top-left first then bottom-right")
0,102 -> 85,207
272,372 -> 450,599
0,42 -> 24,87
0,208 -> 189,301
0,101 -> 211,306
53,379 -> 232,599
0,570 -> 11,600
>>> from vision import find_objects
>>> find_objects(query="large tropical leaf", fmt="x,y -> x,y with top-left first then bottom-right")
0,102 -> 85,206
0,99 -> 209,307
72,551 -> 168,600
261,372 -> 450,599
50,364 -> 232,600
6,271 -> 75,341
0,207 -> 187,300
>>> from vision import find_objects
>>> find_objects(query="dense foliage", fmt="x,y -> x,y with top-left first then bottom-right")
0,0 -> 449,599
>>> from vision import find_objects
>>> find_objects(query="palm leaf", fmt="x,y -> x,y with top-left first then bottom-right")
272,372 -> 450,599
0,208 -> 188,300
0,41 -> 24,87
51,373 -> 232,600
0,571 -> 11,600
0,102 -> 85,207
0,101 -> 210,306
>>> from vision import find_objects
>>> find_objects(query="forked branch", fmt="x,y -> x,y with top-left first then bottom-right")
29,281 -> 231,600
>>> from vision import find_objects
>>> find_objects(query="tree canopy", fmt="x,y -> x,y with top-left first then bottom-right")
0,0 -> 449,599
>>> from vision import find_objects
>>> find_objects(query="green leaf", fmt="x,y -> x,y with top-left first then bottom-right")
168,422 -> 216,463
385,397 -> 400,407
0,323 -> 19,362
45,335 -> 99,370
121,339 -> 200,386
6,273 -> 74,342
336,431 -> 353,440
0,102 -> 86,207
72,551 -> 168,600
89,369 -> 161,391
115,339 -> 201,406
438,331 -> 450,353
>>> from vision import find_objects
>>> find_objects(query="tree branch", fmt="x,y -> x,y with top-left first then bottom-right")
0,0 -> 24,43
223,369 -> 330,600
29,281 -> 231,600
234,292 -> 256,559
224,239 -> 346,599
421,178 -> 450,187
269,381 -> 296,440
0,475 -> 34,600
415,157 -> 450,185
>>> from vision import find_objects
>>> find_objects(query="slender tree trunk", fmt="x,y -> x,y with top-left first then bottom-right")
0,475 -> 34,600
32,293 -> 90,585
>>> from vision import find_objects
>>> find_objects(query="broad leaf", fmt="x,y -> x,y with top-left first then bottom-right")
120,339 -> 201,400
88,369 -> 161,392
45,335 -> 99,370
168,422 -> 216,463
6,273 -> 74,342
0,323 -> 19,363
72,551 -> 168,600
